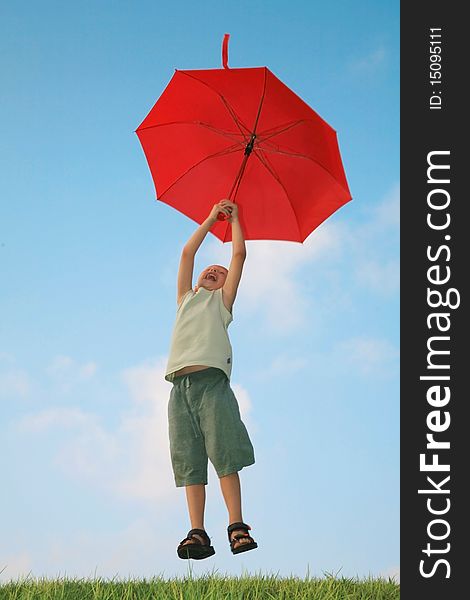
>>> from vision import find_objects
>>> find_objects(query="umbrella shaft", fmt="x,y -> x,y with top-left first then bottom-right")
229,151 -> 248,200
244,134 -> 256,156
228,134 -> 256,200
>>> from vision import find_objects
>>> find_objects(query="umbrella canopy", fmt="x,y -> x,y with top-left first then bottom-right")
135,34 -> 352,243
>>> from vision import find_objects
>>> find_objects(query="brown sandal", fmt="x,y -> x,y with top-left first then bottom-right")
227,521 -> 258,554
177,528 -> 215,560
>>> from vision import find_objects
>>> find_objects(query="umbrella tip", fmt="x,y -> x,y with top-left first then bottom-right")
222,33 -> 230,69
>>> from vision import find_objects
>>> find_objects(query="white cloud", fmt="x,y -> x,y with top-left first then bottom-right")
18,406 -> 120,480
347,184 -> 399,295
349,46 -> 386,73
8,360 -> 260,580
47,355 -> 97,379
201,220 -> 345,333
17,358 -> 173,503
197,183 -> 398,334
45,355 -> 97,392
18,406 -> 94,432
373,184 -> 400,230
0,519 -> 174,582
58,518 -> 172,578
0,551 -> 33,583
15,358 -> 257,504
0,352 -> 32,399
113,358 -> 177,501
380,565 -> 400,583
357,184 -> 399,239
0,369 -> 32,398
230,381 -> 256,435
356,259 -> 399,296
253,354 -> 309,381
335,335 -> 399,377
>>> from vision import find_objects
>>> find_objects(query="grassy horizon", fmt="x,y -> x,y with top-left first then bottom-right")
0,569 -> 400,599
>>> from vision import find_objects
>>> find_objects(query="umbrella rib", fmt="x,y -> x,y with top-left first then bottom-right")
136,120 -> 246,146
252,149 -> 302,241
251,67 -> 268,134
197,122 -> 246,145
178,71 -> 252,141
229,69 -> 268,201
258,144 -> 350,195
219,98 -> 251,141
158,144 -> 242,199
256,119 -> 306,143
259,140 -> 312,159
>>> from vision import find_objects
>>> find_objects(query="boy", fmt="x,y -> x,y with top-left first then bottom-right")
165,199 -> 258,560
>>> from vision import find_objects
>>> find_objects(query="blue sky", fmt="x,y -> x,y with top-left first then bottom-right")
0,0 -> 399,583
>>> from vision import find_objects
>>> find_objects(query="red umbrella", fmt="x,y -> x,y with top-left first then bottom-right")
135,34 -> 352,243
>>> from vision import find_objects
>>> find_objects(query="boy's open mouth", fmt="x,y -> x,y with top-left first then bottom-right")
205,274 -> 216,281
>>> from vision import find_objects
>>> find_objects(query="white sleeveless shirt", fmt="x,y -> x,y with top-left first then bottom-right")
165,287 -> 233,383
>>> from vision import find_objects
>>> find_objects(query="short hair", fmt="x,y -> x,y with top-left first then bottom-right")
204,264 -> 228,273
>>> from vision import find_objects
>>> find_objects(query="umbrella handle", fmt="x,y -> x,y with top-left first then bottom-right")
217,209 -> 232,221
222,33 -> 230,69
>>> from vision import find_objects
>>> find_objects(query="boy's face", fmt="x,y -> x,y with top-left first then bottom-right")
195,265 -> 228,292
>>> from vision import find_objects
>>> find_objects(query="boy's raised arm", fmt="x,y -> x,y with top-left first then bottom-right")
222,202 -> 246,312
229,211 -> 246,257
177,201 -> 232,304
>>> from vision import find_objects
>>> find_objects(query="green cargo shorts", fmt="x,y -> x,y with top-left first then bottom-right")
168,367 -> 255,487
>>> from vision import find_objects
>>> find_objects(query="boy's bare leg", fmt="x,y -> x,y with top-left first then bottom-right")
180,483 -> 207,546
219,472 -> 252,548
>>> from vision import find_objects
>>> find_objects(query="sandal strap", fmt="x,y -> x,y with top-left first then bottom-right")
188,528 -> 211,544
179,528 -> 211,547
232,533 -> 252,541
227,521 -> 251,541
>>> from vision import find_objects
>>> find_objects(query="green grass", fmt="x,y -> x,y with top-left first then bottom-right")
0,568 -> 399,600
